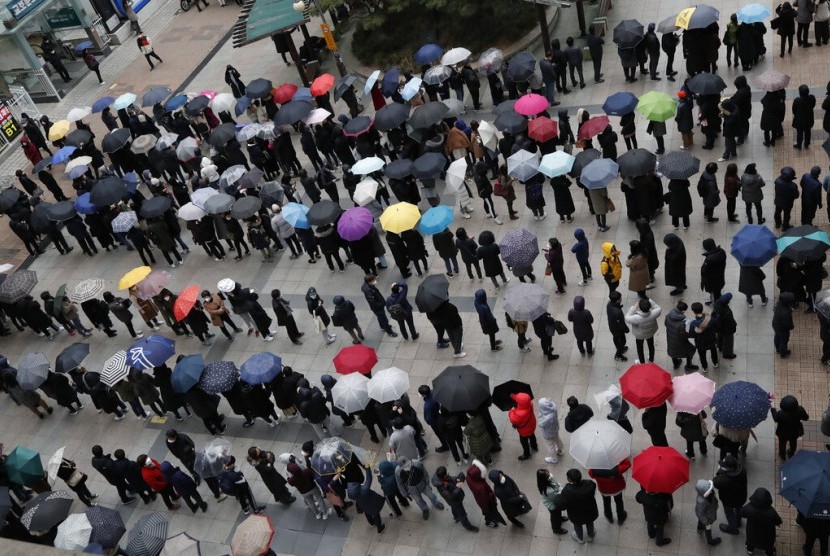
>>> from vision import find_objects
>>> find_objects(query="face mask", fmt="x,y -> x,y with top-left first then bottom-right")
499,476 -> 506,484
203,298 -> 211,303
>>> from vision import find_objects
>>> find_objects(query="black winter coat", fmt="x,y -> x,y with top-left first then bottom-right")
635,488 -> 672,524
771,397 -> 809,439
701,247 -> 727,293
792,90 -> 816,130
667,179 -> 693,217
774,175 -> 799,209
490,472 -> 527,518
738,266 -> 766,297
713,464 -> 748,507
559,479 -> 599,524
739,488 -> 781,550
476,243 -> 504,277
663,234 -> 686,287
432,229 -> 458,259
606,302 -> 629,336
676,410 -> 707,442
641,402 -> 667,434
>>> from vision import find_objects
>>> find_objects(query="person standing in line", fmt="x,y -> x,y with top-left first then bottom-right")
388,417 -> 422,461
676,410 -> 709,459
247,447 -> 296,505
713,454 -> 748,535
665,301 -> 698,371
545,238 -> 568,294
386,282 -> 418,340
111,449 -> 155,504
625,298 -> 661,363
137,455 -> 181,510
689,302 -> 719,372
698,162 -> 722,222
394,457 -> 445,520
537,469 -> 567,535
607,291 -> 630,362
564,396 -> 594,433
455,228 -> 482,280
56,457 -> 97,507
540,53 -> 558,105
417,386 -> 448,452
164,429 -> 198,479
635,486 -> 673,546
270,290 -> 303,344
796,0 -> 816,46
740,488 -> 782,555
220,456 -> 264,515
770,395 -> 809,460
488,469 -> 529,528
476,230 -> 509,288
662,31 -> 679,80
202,290 -> 242,342
558,469 -> 599,543
160,461 -> 206,513
474,289 -> 502,351
361,275 -> 398,338
714,293 -> 738,358
695,480 -> 723,546
675,91 -> 694,148
701,238 -> 728,304
429,299 -> 466,358
642,402 -> 669,447
563,37 -> 586,89
377,460 -> 410,518
331,295 -> 364,344
585,25 -> 605,83
663,234 -> 687,295
466,461 -> 506,528
741,163 -> 766,223
537,398 -> 564,464
793,84 -> 817,149
91,446 -> 135,505
571,228 -> 592,286
588,458 -> 630,524
103,292 -> 143,339
508,393 -> 537,461
800,166 -> 824,225
432,227 -> 460,277
432,466 -> 480,532
644,23 -> 661,79
772,292 -> 796,357
346,464 -> 387,534
568,295 -> 594,355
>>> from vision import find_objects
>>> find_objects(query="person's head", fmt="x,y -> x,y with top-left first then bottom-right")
609,290 -> 622,306
690,302 -> 704,315
392,417 -> 405,430
629,239 -> 642,254
780,166 -> 796,180
114,449 -> 125,460
705,162 -> 718,174
548,237 -> 560,250
455,227 -> 468,240
102,291 -> 114,303
92,445 -> 104,457
638,298 -> 652,313
811,166 -> 821,178
566,468 -> 582,484
137,454 -> 149,467
271,204 -> 281,214
799,84 -> 810,97
744,163 -> 757,175
702,238 -> 716,252
225,455 -> 236,468
536,468 -> 552,494
648,22 -> 656,32
271,289 -> 281,299
418,385 -> 431,399
730,12 -> 737,22
566,36 -> 574,46
726,162 -> 738,177
567,396 -> 579,409
364,274 -> 377,286
248,446 -> 261,460
721,454 -> 738,470
165,429 -> 178,442
676,301 -> 688,312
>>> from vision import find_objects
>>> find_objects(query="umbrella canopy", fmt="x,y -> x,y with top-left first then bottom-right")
125,512 -> 168,556
507,149 -> 540,181
22,490 -> 74,531
139,196 -> 172,218
617,148 -> 657,177
423,65 -> 452,85
816,289 -> 830,318
56,342 -> 90,374
0,269 -> 37,303
493,99 -> 517,116
503,283 -> 549,321
432,365 -> 490,412
657,15 -> 679,34
381,67 -> 400,97
111,210 -> 138,233
353,178 -> 378,206
527,116 -> 558,143
415,274 -> 450,312
380,202 -> 421,233
6,446 -> 43,486
160,532 -> 200,556
101,128 -> 132,154
135,270 -> 170,299
206,122 -> 237,149
491,380 -> 534,411
569,419 -> 632,469
333,73 -> 358,101
514,93 -> 549,116
203,193 -> 236,215
51,144 -> 76,164
343,115 -> 374,136
658,150 -> 700,179
273,83 -> 298,104
731,224 -> 778,266
506,51 -> 536,82
191,187 -> 218,210
184,95 -> 210,117
176,137 -> 200,161
113,93 -> 138,110
441,47 -> 472,66
307,200 -> 342,226
260,182 -> 285,208
613,19 -> 645,47
409,102 -> 450,129
331,372 -> 370,413
444,157 -> 468,192
577,115 -> 610,139
351,156 -> 385,175
499,228 -> 539,268
333,345 -> 378,375
173,284 -> 200,322
603,91 -> 639,116
46,446 -> 66,486
636,91 -> 677,122
675,4 -> 720,29
412,152 -> 446,179
65,156 -> 92,172
580,158 -> 619,189
237,168 -> 264,191
230,196 -> 262,220
710,380 -> 771,429
211,92 -> 236,114
688,72 -> 727,95
478,47 -> 504,74
48,120 -> 72,142
632,446 -> 689,493
780,450 -> 830,518
737,2 -> 771,22
274,100 -> 313,126
101,350 -> 129,387
156,132 -> 178,150
92,97 -> 115,113
418,205 -> 454,235
669,372 -> 716,413
90,177 -> 129,206
620,363 -> 673,408
282,202 -> 310,229
245,78 -> 273,100
130,134 -> 157,155
401,77 -> 423,101
777,225 -> 830,262
385,158 -> 414,179
310,437 -> 370,476
199,361 -> 240,394
374,103 -> 410,132
32,158 -> 52,174
415,43 -> 443,64
55,513 -> 93,551
141,87 -> 172,108
494,111 -> 527,134
86,505 -> 126,549
127,335 -> 176,370
367,367 -> 410,403
177,202 -> 206,221
0,188 -> 22,212
752,69 -> 790,92
240,353 -> 283,385
540,151 -> 575,178
17,352 -> 50,390
172,354 -> 205,393
337,206 -> 374,241
65,129 -> 93,148
164,94 -> 188,111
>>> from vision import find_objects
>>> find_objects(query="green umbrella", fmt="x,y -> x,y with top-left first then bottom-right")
5,446 -> 44,486
636,91 -> 677,122
52,284 -> 67,319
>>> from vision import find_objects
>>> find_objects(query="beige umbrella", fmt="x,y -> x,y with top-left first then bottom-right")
230,515 -> 274,556
46,446 -> 66,486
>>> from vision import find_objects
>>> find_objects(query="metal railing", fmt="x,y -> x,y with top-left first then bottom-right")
91,16 -> 111,47
7,85 -> 40,120
2,68 -> 60,101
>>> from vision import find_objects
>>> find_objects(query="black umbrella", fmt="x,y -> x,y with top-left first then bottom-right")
230,196 -> 262,219
101,128 -> 132,154
259,182 -> 284,206
140,196 -> 173,218
30,202 -> 53,234
87,505 -> 126,549
184,95 -> 210,116
274,100 -> 314,126
343,116 -> 373,136
245,78 -> 273,99
56,342 -> 90,373
617,148 -> 657,177
334,73 -> 359,101
141,87 -> 172,108
491,380 -> 534,411
207,123 -> 238,148
374,103 -> 410,132
409,102 -> 450,129
493,99 -> 517,115
89,177 -> 129,206
385,159 -> 414,179
0,270 -> 37,303
494,111 -> 527,133
687,72 -> 727,95
0,189 -> 22,212
32,158 -> 52,174
46,200 -> 77,221
569,148 -> 602,178
432,365 -> 490,412
415,274 -> 449,312
505,51 -> 537,83
64,129 -> 93,148
778,225 -> 830,262
613,19 -> 645,48
237,168 -> 264,190
21,490 -> 74,532
412,152 -> 446,179
307,200 -> 342,226
0,487 -> 10,527
659,150 -> 700,179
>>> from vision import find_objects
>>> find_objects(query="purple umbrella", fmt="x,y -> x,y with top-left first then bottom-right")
337,207 -> 374,241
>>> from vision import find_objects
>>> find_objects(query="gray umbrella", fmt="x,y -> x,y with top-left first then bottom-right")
613,19 -> 645,48
507,149 -> 540,182
259,181 -> 285,206
64,130 -> 93,148
569,148 -> 602,178
198,360 -> 239,394
21,490 -> 74,531
687,72 -> 727,95
658,150 -> 700,179
657,14 -> 680,33
139,196 -> 172,218
237,168 -> 264,190
616,148 -> 657,177
125,512 -> 169,556
580,158 -> 620,189
30,202 -> 53,234
409,102 -> 449,129
32,158 -> 52,174
274,101 -> 314,126
493,99 -> 517,115
412,152 -> 446,179
505,51 -> 537,83
203,193 -> 236,215
384,159 -> 414,179
0,269 -> 38,303
504,283 -> 550,321
334,73 -> 358,101
0,188 -> 22,212
245,78 -> 273,99
184,95 -> 210,116
230,196 -> 262,219
494,111 -> 527,134
47,200 -> 78,222
101,129 -> 132,154
374,103 -> 410,132
17,352 -> 50,390
207,123 -> 237,149
141,87 -> 172,108
499,228 -> 539,268
415,274 -> 450,312
89,177 -> 129,206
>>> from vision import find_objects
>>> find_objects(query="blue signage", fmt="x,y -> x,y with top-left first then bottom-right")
7,0 -> 46,20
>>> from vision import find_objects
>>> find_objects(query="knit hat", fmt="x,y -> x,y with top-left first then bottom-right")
677,90 -> 686,99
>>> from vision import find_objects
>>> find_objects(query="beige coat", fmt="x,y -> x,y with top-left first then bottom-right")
445,127 -> 472,153
626,253 -> 650,292
203,294 -> 230,326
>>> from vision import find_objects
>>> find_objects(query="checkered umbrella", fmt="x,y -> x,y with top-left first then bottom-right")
125,512 -> 169,556
21,490 -> 74,531
70,278 -> 105,303
198,360 -> 239,394
101,350 -> 130,387
160,532 -> 200,556
231,515 -> 274,556
111,211 -> 138,233
0,270 -> 37,303
86,505 -> 126,549
16,352 -> 51,391
499,228 -> 539,268
54,513 -> 93,551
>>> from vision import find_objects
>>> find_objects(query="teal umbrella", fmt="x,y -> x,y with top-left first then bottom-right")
776,225 -> 830,262
5,446 -> 44,486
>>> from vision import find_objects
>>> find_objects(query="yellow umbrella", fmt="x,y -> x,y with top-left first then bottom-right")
118,266 -> 153,290
48,119 -> 71,141
379,202 -> 421,234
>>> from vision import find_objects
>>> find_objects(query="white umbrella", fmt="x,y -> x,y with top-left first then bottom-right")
236,124 -> 262,142
477,120 -> 498,150
111,211 -> 138,233
191,187 -> 218,209
211,92 -> 236,114
65,156 -> 93,173
445,157 -> 468,192
569,419 -> 631,470
351,156 -> 385,175
507,149 -> 541,181
156,132 -> 179,150
442,98 -> 465,118
331,373 -> 369,413
364,69 -> 381,95
177,202 -> 205,221
401,77 -> 423,101
441,47 -> 472,66
367,367 -> 410,403
593,384 -> 622,411
304,108 -> 332,125
54,513 -> 92,551
46,446 -> 66,486
66,106 -> 92,122
353,179 -> 378,206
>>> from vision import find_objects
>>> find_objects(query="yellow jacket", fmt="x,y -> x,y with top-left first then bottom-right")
600,242 -> 622,283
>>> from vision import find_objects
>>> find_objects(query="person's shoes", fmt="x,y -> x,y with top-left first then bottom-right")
605,512 -> 614,523
547,353 -> 559,361
453,351 -> 466,358
656,538 -> 671,546
114,414 -> 126,421
570,531 -> 585,544
377,524 -> 386,535
124,497 -> 137,505
719,524 -> 739,534
517,454 -> 530,461
388,331 -> 398,337
422,509 -> 429,520
617,510 -> 627,525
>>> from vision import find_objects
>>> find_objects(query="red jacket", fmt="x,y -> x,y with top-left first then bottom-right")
140,458 -> 169,492
588,458 -> 631,496
508,393 -> 536,436
22,138 -> 42,166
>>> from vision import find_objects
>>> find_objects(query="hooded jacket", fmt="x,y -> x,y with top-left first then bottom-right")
701,239 -> 727,292
774,166 -> 800,209
772,292 -> 795,331
488,470 -> 527,518
801,169 -> 823,212
739,265 -> 766,297
346,468 -> 385,515
664,307 -> 695,358
466,461 -> 497,512
474,289 -> 499,335
159,461 -> 197,496
331,296 -> 358,329
508,393 -> 536,436
431,467 -> 466,506
793,85 -> 817,129
537,398 -> 560,439
377,461 -> 400,497
559,476 -> 599,524
624,299 -> 662,339
394,459 -> 431,495
695,479 -> 719,525
606,299 -> 629,336
739,488 -> 782,549
588,458 -> 630,496
663,234 -> 687,288
714,293 -> 737,335
564,401 -> 594,433
567,296 -> 594,341
463,412 -> 493,456
713,458 -> 748,507
286,462 -> 316,494
571,228 -> 590,263
770,395 -> 809,438
600,243 -> 622,284
635,488 -> 673,524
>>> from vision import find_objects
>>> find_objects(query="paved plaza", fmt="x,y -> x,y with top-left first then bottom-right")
1,0 -> 829,554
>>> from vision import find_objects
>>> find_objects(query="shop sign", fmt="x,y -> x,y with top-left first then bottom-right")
47,7 -> 81,29
0,100 -> 21,141
6,0 -> 46,20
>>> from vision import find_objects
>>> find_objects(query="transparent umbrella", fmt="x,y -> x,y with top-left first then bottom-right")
311,437 -> 371,475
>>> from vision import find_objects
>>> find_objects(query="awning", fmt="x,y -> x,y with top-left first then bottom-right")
232,0 -> 306,48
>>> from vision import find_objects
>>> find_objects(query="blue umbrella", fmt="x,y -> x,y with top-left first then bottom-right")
171,354 -> 205,393
293,87 -> 313,101
67,165 -> 88,180
282,202 -> 310,229
198,360 -> 239,394
52,146 -> 77,165
602,91 -> 639,116
417,205 -> 454,235
710,380 -> 770,430
74,193 -> 97,215
730,224 -> 777,266
240,353 -> 283,385
381,67 -> 401,97
234,96 -> 251,117
164,94 -> 188,111
414,43 -> 444,64
91,97 -> 115,113
780,450 -> 830,518
127,335 -> 176,370
74,41 -> 94,53
737,3 -> 771,23
580,158 -> 619,189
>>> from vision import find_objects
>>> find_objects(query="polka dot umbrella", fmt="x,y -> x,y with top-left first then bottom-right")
21,490 -> 74,531
86,505 -> 126,549
709,380 -> 771,430
198,360 -> 240,394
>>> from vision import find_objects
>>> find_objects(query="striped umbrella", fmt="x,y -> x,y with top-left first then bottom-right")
70,278 -> 105,303
86,505 -> 126,549
101,350 -> 129,387
198,360 -> 239,394
16,352 -> 50,390
125,512 -> 169,556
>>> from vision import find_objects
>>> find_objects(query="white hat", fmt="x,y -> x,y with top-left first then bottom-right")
217,278 -> 235,292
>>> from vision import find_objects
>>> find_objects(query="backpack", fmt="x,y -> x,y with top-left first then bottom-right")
387,303 -> 406,321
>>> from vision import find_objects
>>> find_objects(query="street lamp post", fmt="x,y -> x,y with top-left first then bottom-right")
293,0 -> 347,76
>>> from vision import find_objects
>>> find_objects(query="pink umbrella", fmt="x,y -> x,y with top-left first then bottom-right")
337,207 -> 374,241
668,372 -> 716,413
199,90 -> 218,100
135,270 -> 171,299
514,93 -> 549,116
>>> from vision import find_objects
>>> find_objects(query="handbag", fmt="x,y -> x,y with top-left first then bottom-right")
545,262 -> 552,276
493,182 -> 506,197
517,494 -> 533,515
66,469 -> 84,487
607,198 -> 616,212
553,319 -> 568,335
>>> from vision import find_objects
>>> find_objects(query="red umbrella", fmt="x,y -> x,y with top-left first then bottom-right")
173,285 -> 200,322
310,73 -> 336,96
273,84 -> 298,104
632,446 -> 689,493
333,345 -> 378,375
619,362 -> 673,408
577,115 -> 611,140
528,117 -> 558,143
